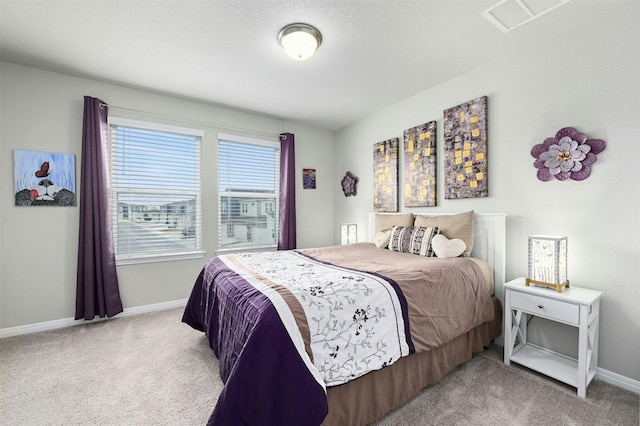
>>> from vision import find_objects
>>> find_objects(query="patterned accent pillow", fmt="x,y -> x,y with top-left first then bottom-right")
388,226 -> 440,257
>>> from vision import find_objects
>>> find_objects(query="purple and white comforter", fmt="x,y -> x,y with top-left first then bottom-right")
182,249 -> 414,425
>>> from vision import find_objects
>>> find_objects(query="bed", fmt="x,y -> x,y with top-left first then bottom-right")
183,211 -> 506,425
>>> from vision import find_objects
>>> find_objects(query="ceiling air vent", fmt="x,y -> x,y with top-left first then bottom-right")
482,0 -> 570,33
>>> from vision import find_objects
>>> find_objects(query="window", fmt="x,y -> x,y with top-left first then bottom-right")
108,117 -> 204,264
218,133 -> 280,251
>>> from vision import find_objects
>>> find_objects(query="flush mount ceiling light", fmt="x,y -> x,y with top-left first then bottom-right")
278,23 -> 322,61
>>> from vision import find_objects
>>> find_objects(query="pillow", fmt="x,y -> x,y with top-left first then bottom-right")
388,225 -> 439,257
414,210 -> 474,256
374,213 -> 414,234
374,230 -> 392,248
431,234 -> 466,258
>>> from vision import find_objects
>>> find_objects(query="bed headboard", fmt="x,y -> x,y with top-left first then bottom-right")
367,212 -> 506,343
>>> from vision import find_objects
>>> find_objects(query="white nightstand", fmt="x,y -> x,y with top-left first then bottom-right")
504,277 -> 602,398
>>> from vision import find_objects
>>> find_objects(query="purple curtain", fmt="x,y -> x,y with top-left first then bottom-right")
75,96 -> 123,320
278,133 -> 297,250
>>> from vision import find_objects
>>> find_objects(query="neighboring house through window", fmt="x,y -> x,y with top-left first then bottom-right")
108,117 -> 204,264
217,133 -> 280,252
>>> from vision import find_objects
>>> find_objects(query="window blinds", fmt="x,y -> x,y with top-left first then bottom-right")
218,134 -> 280,251
108,118 -> 202,260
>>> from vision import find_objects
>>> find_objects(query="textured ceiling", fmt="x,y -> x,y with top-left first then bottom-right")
0,0 -> 625,130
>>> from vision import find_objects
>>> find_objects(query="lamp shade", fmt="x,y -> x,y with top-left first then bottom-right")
340,223 -> 357,245
278,23 -> 322,61
526,235 -> 569,292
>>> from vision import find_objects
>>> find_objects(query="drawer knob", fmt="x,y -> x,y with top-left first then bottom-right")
538,304 -> 544,309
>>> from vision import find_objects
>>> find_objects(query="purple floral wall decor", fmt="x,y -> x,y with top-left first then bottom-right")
531,127 -> 606,181
341,171 -> 358,197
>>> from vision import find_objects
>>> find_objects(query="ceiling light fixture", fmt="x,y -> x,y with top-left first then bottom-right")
277,23 -> 322,61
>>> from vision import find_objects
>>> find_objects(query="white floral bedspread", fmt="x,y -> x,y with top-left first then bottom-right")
218,250 -> 412,386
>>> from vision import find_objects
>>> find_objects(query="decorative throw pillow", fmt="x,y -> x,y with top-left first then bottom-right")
414,210 -> 474,256
374,230 -> 392,248
388,226 -> 439,257
431,234 -> 466,258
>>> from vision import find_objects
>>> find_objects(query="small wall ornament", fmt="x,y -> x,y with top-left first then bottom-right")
341,171 -> 358,197
531,127 -> 606,181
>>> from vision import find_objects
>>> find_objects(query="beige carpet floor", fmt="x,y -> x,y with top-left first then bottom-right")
1,307 -> 637,425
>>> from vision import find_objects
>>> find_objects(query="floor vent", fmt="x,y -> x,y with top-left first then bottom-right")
482,0 -> 570,33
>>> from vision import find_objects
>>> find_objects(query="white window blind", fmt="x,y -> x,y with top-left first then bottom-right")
218,133 -> 280,251
108,117 -> 203,263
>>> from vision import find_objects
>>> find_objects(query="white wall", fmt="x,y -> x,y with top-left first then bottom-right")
333,2 -> 639,381
0,62 -> 335,329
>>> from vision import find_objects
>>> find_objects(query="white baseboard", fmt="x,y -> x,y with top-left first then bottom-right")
597,367 -> 640,395
0,299 -> 188,339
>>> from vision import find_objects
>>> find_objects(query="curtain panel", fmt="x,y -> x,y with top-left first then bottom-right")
75,96 -> 123,320
278,133 -> 297,250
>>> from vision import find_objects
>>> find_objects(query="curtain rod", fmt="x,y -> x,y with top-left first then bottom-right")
99,102 -> 280,141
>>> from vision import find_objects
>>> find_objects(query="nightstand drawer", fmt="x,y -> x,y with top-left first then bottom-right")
510,290 -> 579,325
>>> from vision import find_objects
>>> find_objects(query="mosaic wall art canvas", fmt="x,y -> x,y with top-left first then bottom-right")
443,96 -> 488,199
373,137 -> 399,212
14,149 -> 76,206
404,120 -> 437,207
